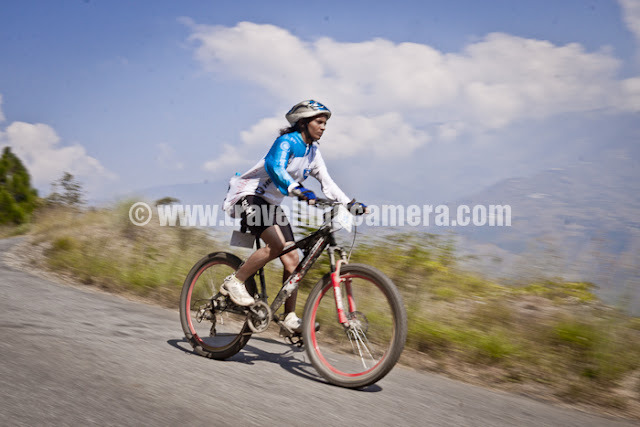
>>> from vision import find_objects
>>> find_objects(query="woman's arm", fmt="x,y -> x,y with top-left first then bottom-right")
264,137 -> 299,196
310,149 -> 351,204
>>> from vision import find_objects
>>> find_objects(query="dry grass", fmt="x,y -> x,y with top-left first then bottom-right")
5,203 -> 640,420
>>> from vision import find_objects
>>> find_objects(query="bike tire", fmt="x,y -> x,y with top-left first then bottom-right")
302,263 -> 407,388
179,252 -> 256,360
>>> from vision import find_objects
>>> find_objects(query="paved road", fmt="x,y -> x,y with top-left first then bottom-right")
0,237 -> 637,426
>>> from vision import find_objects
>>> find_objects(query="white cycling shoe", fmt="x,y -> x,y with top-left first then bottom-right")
283,312 -> 303,333
220,275 -> 255,306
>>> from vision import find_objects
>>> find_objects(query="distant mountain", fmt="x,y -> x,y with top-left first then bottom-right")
448,151 -> 640,312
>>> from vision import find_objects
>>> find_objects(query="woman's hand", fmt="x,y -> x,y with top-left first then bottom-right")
291,185 -> 317,204
347,200 -> 369,215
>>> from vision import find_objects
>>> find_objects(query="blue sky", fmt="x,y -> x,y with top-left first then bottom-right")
1,0 -> 639,205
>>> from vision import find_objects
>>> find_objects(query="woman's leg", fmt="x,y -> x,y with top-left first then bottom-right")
234,225 -> 299,314
234,225 -> 287,282
280,243 -> 299,314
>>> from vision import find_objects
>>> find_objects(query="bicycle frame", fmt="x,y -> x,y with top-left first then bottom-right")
180,199 -> 407,388
250,204 -> 355,327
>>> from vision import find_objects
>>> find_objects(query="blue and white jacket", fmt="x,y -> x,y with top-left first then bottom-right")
223,131 -> 350,215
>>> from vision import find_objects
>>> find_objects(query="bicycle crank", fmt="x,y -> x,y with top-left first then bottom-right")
247,300 -> 271,333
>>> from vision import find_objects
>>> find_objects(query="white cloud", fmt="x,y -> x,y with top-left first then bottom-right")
0,95 -> 5,122
620,0 -> 640,43
621,76 -> 640,111
187,20 -> 324,97
450,34 -> 621,119
240,117 -> 284,146
233,112 -> 429,160
438,122 -> 467,142
186,21 -> 632,155
322,113 -> 430,159
1,121 -> 115,190
155,143 -> 184,170
203,143 -> 253,173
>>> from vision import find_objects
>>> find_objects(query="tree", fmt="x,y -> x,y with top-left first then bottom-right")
155,196 -> 180,206
47,172 -> 85,207
0,147 -> 38,224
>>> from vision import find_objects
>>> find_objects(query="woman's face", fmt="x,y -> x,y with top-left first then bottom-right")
306,115 -> 328,142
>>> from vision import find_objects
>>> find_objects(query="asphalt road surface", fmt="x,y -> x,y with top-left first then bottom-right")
0,237 -> 636,426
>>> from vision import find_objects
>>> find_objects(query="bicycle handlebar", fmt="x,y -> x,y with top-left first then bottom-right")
310,198 -> 340,208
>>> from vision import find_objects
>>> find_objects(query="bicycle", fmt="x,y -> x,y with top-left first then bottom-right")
179,199 -> 407,388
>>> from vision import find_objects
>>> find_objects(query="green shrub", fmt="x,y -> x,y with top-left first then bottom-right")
51,236 -> 78,252
521,280 -> 598,302
471,300 -> 513,329
552,319 -> 598,351
407,316 -> 458,353
469,331 -> 518,363
431,287 -> 459,301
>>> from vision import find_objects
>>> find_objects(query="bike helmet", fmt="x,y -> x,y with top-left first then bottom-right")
285,100 -> 332,125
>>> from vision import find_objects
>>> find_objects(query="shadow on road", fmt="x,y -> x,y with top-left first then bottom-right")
166,337 -> 382,393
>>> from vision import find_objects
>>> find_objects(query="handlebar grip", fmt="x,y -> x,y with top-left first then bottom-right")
313,198 -> 338,207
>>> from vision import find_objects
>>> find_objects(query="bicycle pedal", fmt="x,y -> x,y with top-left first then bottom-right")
278,322 -> 294,338
283,333 -> 304,347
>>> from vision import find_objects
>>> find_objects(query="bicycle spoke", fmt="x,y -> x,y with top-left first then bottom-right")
348,327 -> 377,369
352,330 -> 369,369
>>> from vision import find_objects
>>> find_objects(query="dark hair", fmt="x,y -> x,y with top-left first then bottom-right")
279,117 -> 309,136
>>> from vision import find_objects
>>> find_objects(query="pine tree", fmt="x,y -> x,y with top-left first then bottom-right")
0,147 -> 38,224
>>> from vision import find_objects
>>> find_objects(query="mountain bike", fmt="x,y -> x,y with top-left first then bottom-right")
179,199 -> 407,388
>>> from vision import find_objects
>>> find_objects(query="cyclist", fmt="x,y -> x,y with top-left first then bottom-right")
221,100 -> 367,332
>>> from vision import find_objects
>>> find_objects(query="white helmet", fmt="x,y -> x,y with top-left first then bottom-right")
285,100 -> 331,125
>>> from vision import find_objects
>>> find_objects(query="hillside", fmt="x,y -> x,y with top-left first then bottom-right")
113,150 -> 640,311
6,203 -> 640,418
451,151 -> 640,311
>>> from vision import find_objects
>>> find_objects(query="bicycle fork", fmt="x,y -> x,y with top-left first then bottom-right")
329,251 -> 357,326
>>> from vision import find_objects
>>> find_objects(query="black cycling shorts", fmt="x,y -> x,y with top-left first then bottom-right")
236,195 -> 294,242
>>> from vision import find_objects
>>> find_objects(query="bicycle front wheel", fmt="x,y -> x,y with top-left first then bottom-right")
302,263 -> 407,388
179,252 -> 256,360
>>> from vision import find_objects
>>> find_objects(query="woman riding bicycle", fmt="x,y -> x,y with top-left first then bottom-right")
221,100 -> 366,332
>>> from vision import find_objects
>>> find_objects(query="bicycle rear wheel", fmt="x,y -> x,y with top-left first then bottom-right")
179,252 -> 256,360
302,263 -> 407,388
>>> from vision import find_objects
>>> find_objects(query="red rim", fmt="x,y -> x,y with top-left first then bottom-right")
186,261 -> 220,345
309,273 -> 392,377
